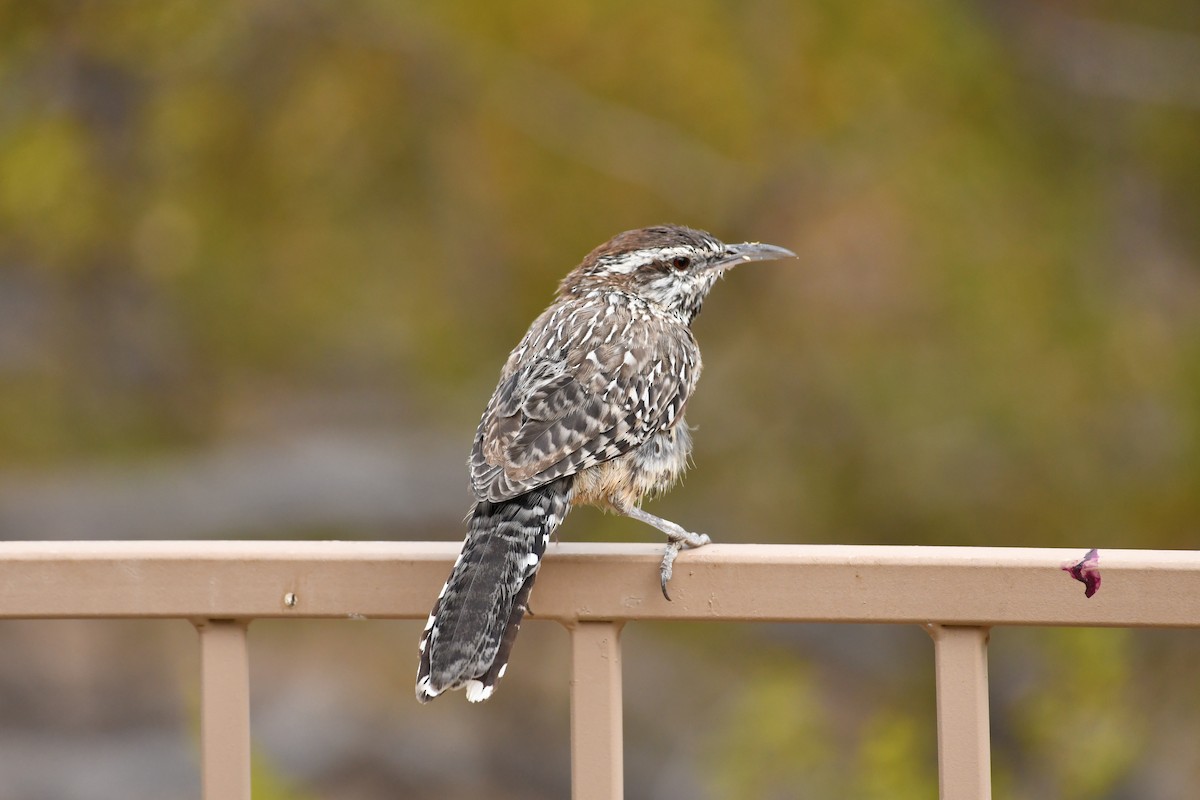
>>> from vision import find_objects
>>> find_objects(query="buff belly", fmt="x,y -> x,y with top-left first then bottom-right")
572,424 -> 693,511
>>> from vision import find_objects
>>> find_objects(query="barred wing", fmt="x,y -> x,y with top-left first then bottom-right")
470,298 -> 699,503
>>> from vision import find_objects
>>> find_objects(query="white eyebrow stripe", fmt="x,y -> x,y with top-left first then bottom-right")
597,245 -> 704,275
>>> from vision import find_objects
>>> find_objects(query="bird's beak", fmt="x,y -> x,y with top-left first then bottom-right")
709,241 -> 797,271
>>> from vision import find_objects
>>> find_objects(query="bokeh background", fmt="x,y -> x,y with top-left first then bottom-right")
2,1 -> 1199,798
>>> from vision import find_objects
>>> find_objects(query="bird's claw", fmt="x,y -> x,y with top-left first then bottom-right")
659,532 -> 711,601
660,541 -> 680,600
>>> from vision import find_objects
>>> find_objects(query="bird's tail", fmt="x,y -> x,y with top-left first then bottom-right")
416,477 -> 572,703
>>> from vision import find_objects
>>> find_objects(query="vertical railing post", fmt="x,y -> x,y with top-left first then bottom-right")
927,624 -> 991,800
569,621 -> 624,800
195,619 -> 252,800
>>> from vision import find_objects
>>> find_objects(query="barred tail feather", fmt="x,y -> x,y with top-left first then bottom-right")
416,477 -> 572,703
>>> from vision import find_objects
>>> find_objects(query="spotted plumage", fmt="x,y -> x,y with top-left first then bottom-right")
417,225 -> 794,703
469,290 -> 699,504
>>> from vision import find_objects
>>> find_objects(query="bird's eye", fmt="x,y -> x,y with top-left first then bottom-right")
671,256 -> 691,271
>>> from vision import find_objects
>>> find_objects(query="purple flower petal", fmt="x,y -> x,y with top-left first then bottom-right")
1062,548 -> 1101,598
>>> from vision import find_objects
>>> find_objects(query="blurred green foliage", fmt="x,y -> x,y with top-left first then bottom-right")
252,750 -> 321,800
1,0 -> 1196,551
710,662 -> 839,798
1,1 -> 1199,797
708,659 -> 938,799
855,709 -> 939,800
1012,629 -> 1144,798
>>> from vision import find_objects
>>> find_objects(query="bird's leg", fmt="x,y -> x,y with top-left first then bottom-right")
616,503 -> 711,600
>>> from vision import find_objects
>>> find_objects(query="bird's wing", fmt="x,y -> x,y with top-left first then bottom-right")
469,299 -> 698,503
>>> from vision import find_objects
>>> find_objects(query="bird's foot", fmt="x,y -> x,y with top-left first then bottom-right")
614,503 -> 711,600
659,531 -> 711,601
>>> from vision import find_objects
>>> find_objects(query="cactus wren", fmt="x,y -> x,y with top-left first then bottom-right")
417,224 -> 795,703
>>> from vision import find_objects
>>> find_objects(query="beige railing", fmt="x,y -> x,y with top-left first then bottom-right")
2,541 -> 1198,799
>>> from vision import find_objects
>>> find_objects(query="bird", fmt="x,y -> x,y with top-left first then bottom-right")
416,224 -> 795,703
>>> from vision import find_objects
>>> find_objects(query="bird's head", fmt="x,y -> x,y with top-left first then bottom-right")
559,225 -> 795,324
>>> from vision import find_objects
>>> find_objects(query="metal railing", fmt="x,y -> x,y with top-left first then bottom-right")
2,540 -> 1199,799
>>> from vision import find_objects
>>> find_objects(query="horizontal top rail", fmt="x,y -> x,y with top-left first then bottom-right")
1,541 -> 1198,627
